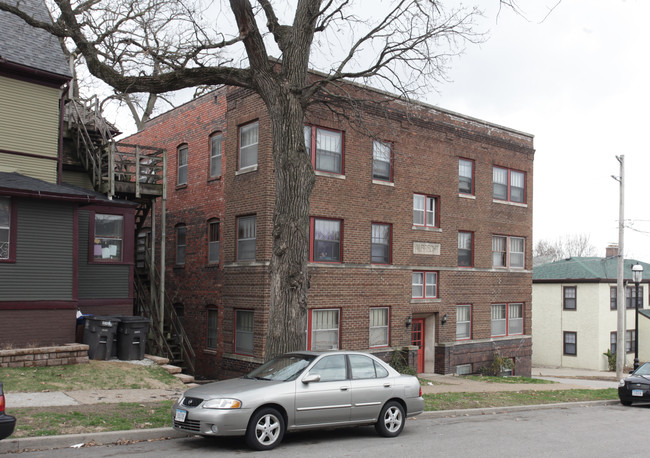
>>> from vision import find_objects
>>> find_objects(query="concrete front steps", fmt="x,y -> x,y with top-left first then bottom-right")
145,354 -> 198,387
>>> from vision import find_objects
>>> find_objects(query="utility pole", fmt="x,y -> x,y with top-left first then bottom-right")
613,155 -> 626,379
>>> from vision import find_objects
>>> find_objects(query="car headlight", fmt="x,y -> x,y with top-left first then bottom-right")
202,398 -> 242,409
619,379 -> 626,387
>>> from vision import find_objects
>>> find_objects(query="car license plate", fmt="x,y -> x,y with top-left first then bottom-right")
175,409 -> 187,422
632,389 -> 643,397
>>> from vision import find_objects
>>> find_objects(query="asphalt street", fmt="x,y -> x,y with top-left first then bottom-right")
6,403 -> 646,457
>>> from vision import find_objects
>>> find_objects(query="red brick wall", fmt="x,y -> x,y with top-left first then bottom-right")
0,309 -> 77,347
130,82 -> 534,379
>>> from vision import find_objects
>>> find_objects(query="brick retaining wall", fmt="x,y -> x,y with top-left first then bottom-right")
0,344 -> 89,368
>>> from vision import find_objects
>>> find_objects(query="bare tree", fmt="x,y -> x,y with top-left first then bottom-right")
534,234 -> 597,262
1,0 -> 487,359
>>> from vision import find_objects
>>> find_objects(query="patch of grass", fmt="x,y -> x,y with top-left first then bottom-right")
462,375 -> 556,384
10,401 -> 174,438
0,361 -> 185,392
424,388 -> 618,411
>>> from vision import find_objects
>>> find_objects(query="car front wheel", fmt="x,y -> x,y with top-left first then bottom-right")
620,398 -> 633,406
375,401 -> 405,437
245,407 -> 285,451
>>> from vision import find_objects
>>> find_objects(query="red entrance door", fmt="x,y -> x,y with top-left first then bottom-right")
411,318 -> 426,373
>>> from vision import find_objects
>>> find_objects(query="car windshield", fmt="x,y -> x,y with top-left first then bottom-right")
245,354 -> 316,381
633,362 -> 650,376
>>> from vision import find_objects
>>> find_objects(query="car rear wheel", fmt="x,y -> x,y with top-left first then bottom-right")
375,401 -> 405,437
245,407 -> 285,451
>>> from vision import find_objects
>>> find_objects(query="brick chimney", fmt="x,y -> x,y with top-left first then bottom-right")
606,244 -> 618,258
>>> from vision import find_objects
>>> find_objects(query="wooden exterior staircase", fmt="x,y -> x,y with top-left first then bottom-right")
66,95 -> 195,374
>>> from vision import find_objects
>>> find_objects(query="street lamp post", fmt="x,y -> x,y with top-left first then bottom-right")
632,264 -> 643,371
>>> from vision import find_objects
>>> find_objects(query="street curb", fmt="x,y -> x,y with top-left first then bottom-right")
418,399 -> 620,419
0,427 -> 190,455
0,400 -> 620,454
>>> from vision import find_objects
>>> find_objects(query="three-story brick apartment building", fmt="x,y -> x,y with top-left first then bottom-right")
127,84 -> 535,378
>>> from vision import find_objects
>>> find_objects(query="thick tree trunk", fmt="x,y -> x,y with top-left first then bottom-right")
262,90 -> 314,360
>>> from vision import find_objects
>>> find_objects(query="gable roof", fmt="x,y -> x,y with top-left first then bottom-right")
0,0 -> 71,79
533,257 -> 650,283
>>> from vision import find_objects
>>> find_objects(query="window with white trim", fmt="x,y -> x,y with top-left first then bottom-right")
371,223 -> 391,264
491,303 -> 523,336
208,220 -> 219,264
210,134 -> 222,178
458,231 -> 473,267
413,194 -> 438,228
626,330 -> 636,353
94,214 -> 123,261
235,310 -> 254,355
0,197 -> 11,260
456,305 -> 471,340
311,218 -> 341,262
239,122 -> 258,169
459,158 -> 474,194
304,125 -> 343,174
237,215 -> 256,261
493,166 -> 525,203
372,140 -> 392,181
412,271 -> 438,298
310,309 -> 340,351
369,307 -> 389,347
177,145 -> 188,185
492,235 -> 525,268
206,308 -> 218,349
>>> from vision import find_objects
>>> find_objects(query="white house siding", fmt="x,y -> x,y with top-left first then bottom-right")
533,281 -> 648,371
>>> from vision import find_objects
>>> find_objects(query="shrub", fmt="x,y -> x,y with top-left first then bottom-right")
603,349 -> 616,372
480,352 -> 515,376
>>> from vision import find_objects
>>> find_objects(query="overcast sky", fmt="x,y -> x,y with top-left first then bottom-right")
428,0 -> 650,262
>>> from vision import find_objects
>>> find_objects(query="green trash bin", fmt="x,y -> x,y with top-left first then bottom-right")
116,316 -> 150,360
83,316 -> 121,360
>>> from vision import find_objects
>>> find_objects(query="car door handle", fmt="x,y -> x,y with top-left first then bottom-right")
383,383 -> 391,388
340,386 -> 349,391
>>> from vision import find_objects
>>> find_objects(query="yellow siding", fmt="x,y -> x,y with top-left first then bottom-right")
61,170 -> 93,190
0,152 -> 57,183
0,75 -> 61,158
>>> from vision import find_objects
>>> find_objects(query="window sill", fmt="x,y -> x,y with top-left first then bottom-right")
207,176 -> 222,183
372,179 -> 394,187
459,193 -> 476,199
410,298 -> 441,304
175,184 -> 188,190
236,165 -> 258,175
412,226 -> 442,232
493,199 -> 527,208
223,352 -> 263,364
315,170 -> 346,180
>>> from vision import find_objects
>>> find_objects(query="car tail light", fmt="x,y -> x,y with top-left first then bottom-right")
419,387 -> 422,397
0,394 -> 5,413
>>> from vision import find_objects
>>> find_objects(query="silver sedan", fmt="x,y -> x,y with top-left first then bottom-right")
172,350 -> 425,450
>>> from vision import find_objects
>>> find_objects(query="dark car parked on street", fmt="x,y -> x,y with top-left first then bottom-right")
618,362 -> 650,406
0,382 -> 16,440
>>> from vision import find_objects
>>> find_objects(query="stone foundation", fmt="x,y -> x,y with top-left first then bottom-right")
0,344 -> 89,368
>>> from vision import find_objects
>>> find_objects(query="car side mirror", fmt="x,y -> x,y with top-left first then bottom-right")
302,374 -> 321,384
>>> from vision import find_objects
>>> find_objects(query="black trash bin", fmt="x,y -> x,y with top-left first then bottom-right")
116,316 -> 150,361
83,316 -> 121,360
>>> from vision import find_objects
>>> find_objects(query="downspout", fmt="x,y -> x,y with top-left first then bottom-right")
159,151 -> 167,340
57,83 -> 70,186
